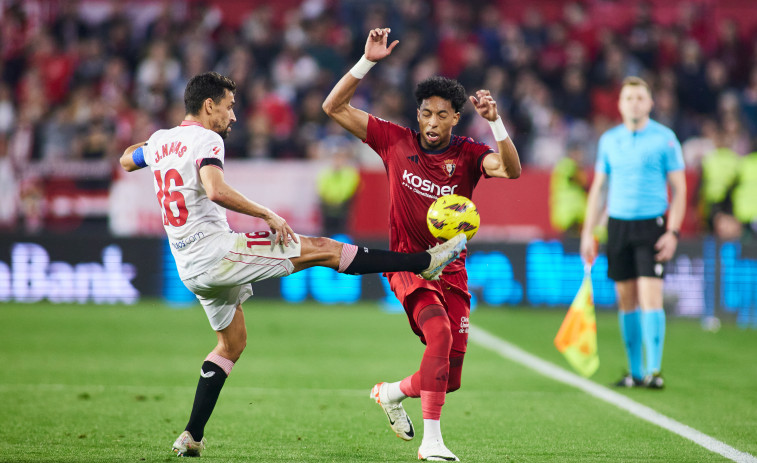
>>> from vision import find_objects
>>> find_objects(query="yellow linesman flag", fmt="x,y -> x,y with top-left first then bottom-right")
554,269 -> 599,377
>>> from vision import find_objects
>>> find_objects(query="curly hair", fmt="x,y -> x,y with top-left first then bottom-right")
184,72 -> 237,115
414,76 -> 467,113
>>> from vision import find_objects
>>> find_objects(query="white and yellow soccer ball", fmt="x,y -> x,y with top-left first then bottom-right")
426,194 -> 480,241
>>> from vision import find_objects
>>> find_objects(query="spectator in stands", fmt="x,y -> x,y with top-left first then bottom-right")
627,2 -> 657,69
720,98 -> 752,155
714,18 -> 750,85
0,144 -> 18,230
682,117 -> 718,167
73,37 -> 107,85
0,83 -> 15,137
741,65 -> 757,135
135,40 -> 181,116
556,66 -> 591,121
676,39 -> 708,115
2,0 -> 757,233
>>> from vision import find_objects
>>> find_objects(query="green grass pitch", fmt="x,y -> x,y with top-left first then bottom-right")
1,301 -> 755,462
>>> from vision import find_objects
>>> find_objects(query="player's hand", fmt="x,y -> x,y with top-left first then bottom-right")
264,210 -> 298,249
654,231 -> 678,262
364,28 -> 399,62
469,90 -> 498,122
580,234 -> 598,266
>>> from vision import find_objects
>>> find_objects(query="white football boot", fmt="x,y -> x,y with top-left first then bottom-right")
421,234 -> 467,280
370,382 -> 415,441
172,430 -> 207,457
418,438 -> 460,461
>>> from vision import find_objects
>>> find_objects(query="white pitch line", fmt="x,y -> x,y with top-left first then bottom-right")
469,324 -> 757,463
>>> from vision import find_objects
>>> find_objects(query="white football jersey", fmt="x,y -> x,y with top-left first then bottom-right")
143,121 -> 236,280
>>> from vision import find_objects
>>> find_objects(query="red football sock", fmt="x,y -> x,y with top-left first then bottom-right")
399,372 -> 420,398
416,305 -> 452,420
446,350 -> 465,392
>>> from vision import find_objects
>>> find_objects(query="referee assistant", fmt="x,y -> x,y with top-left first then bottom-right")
580,76 -> 686,389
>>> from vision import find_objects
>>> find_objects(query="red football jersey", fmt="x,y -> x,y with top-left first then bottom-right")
364,115 -> 493,272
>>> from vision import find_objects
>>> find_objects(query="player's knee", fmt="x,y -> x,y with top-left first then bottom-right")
302,236 -> 341,263
421,315 -> 453,349
309,236 -> 338,252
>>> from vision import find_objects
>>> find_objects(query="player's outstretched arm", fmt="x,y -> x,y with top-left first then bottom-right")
322,27 -> 398,141
471,90 -> 521,179
199,165 -> 297,246
119,141 -> 148,172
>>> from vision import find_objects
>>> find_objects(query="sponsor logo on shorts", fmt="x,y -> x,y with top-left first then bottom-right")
460,316 -> 469,334
655,263 -> 663,276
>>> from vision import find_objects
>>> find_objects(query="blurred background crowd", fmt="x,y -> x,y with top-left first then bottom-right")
1,0 -> 757,238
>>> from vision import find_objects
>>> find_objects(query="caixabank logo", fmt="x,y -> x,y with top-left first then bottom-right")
0,243 -> 139,304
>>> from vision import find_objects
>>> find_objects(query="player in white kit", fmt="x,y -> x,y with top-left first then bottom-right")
119,72 -> 466,457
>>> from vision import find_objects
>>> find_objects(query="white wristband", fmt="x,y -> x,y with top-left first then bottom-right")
349,55 -> 376,79
488,117 -> 509,141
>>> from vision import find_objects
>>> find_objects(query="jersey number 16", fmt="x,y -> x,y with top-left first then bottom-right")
154,169 -> 188,227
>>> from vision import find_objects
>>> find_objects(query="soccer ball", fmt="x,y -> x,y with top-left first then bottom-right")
426,194 -> 480,241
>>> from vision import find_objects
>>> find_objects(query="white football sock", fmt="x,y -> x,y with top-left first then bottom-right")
423,419 -> 442,443
385,380 -> 407,402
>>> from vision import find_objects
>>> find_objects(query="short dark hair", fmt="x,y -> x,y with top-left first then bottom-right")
184,72 -> 236,115
414,76 -> 467,113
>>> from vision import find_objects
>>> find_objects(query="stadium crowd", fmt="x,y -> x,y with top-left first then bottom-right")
1,0 -> 757,235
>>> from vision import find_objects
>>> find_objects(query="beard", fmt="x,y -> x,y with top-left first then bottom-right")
216,124 -> 231,139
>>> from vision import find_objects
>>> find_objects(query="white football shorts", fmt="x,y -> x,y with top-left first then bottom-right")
183,231 -> 302,330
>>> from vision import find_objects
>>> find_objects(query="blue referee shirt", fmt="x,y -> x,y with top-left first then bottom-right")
596,119 -> 684,220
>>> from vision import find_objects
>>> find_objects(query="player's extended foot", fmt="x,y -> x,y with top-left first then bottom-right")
421,234 -> 467,281
172,430 -> 207,457
418,438 -> 460,461
370,382 -> 415,441
643,372 -> 665,389
613,373 -> 644,388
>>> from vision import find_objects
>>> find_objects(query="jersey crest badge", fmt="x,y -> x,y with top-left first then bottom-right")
442,159 -> 456,177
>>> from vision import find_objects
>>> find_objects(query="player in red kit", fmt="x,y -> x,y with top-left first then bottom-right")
323,28 -> 521,461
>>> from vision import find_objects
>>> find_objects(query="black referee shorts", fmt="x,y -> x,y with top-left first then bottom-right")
606,216 -> 667,281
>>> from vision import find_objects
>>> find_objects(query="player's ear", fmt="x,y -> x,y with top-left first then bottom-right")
204,97 -> 214,115
416,108 -> 420,123
451,112 -> 460,127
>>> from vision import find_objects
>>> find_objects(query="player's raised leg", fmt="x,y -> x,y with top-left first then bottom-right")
291,234 -> 466,280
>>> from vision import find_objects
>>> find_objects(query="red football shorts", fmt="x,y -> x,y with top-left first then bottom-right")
386,269 -> 471,353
